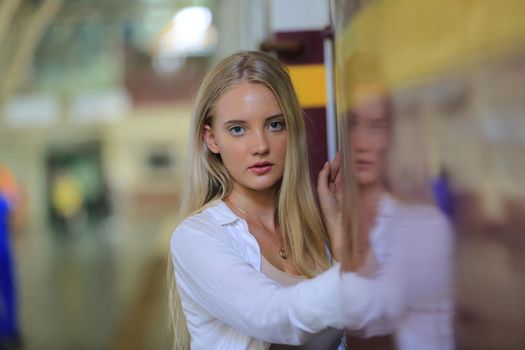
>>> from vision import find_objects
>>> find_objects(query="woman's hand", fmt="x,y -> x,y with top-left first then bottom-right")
317,152 -> 344,261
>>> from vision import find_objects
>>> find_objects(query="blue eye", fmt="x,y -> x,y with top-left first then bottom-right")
228,125 -> 246,136
267,120 -> 285,131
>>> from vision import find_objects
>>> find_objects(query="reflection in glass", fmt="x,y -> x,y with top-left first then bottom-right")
332,0 -> 525,349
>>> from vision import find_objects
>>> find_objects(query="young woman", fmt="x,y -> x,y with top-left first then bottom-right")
168,51 -> 348,350
317,80 -> 454,350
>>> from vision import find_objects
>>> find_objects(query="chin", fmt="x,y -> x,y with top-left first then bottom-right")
250,182 -> 279,192
357,174 -> 379,187
245,177 -> 281,192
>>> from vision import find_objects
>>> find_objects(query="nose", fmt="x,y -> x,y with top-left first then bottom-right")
351,127 -> 371,154
251,128 -> 269,155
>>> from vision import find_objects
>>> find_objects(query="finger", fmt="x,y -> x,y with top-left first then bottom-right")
334,169 -> 342,188
329,152 -> 342,182
317,162 -> 330,194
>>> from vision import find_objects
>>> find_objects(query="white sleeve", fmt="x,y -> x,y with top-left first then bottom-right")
171,222 -> 354,345
342,210 -> 453,335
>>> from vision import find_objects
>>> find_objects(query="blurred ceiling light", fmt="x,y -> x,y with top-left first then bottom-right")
152,6 -> 217,74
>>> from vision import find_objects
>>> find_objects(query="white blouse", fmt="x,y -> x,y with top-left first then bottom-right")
170,201 -> 355,350
343,194 -> 454,350
170,197 -> 454,350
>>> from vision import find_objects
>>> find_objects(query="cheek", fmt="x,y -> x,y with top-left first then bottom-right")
215,138 -> 241,165
278,135 -> 288,151
221,147 -> 243,165
371,133 -> 389,156
275,136 -> 288,160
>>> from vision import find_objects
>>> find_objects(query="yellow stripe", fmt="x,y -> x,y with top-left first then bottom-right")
288,65 -> 326,108
338,0 -> 525,90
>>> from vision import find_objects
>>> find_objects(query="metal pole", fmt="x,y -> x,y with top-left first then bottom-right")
324,36 -> 337,160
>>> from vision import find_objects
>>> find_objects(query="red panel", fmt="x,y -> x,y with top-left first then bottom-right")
275,30 -> 325,65
304,107 -> 328,185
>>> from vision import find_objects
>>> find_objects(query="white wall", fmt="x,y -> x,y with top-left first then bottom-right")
270,0 -> 330,32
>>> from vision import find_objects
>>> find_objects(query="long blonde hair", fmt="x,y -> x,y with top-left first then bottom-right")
168,51 -> 330,349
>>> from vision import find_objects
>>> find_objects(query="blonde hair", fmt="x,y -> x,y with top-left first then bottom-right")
168,51 -> 330,349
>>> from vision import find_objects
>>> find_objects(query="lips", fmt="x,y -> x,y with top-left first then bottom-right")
249,161 -> 273,175
355,159 -> 374,171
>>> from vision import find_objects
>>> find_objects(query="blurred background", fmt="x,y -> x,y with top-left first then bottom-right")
0,0 -> 280,349
1,0 -> 525,349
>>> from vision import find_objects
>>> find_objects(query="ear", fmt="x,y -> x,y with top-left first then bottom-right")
203,124 -> 220,154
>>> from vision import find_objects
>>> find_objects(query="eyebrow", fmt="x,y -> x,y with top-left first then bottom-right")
222,113 -> 284,127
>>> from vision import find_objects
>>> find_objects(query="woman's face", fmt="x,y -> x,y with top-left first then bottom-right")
204,81 -> 287,194
348,93 -> 390,187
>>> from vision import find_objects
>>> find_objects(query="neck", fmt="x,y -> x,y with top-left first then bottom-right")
359,182 -> 385,213
227,184 -> 278,228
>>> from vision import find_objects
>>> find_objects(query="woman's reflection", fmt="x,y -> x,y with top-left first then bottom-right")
319,64 -> 454,349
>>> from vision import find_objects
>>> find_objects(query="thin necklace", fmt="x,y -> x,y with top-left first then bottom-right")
226,199 -> 288,260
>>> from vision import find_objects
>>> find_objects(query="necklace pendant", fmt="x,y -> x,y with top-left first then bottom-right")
279,247 -> 288,259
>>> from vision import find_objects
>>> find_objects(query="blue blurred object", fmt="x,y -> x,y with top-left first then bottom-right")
431,173 -> 454,219
0,193 -> 18,342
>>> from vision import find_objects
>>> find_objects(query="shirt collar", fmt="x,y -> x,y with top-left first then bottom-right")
205,200 -> 240,226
